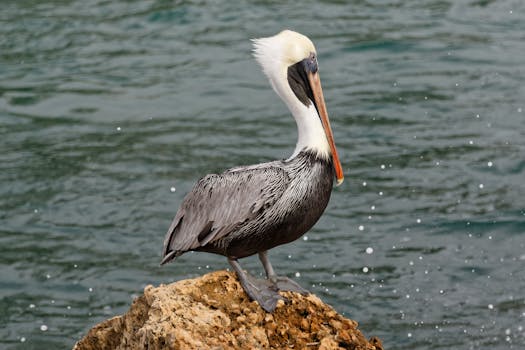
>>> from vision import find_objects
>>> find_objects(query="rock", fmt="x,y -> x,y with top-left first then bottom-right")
74,270 -> 383,350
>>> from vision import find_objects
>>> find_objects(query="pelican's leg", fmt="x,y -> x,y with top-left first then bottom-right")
258,251 -> 309,295
259,251 -> 276,279
228,258 -> 282,312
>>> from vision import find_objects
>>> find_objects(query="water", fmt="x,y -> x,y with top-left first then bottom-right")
1,1 -> 524,349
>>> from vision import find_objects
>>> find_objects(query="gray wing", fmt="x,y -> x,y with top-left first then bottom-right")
161,164 -> 289,263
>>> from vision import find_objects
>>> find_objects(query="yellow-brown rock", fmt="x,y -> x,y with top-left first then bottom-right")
74,270 -> 383,350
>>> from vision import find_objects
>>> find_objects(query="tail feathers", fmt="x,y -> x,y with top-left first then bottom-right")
160,250 -> 180,266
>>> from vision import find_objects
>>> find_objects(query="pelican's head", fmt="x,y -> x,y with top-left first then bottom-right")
252,30 -> 344,186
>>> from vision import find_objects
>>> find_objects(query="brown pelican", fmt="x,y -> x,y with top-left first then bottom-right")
161,30 -> 343,312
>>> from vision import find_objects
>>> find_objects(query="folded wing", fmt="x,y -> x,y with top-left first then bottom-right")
161,165 -> 289,263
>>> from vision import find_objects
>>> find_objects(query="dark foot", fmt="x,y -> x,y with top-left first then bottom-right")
229,258 -> 284,312
243,273 -> 284,312
270,276 -> 309,295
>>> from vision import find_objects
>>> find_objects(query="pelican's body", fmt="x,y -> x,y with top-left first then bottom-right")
161,30 -> 343,312
163,151 -> 333,260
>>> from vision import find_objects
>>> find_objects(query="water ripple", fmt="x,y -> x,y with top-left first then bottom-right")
1,1 -> 524,349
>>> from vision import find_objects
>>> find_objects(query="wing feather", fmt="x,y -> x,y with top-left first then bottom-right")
161,165 -> 289,261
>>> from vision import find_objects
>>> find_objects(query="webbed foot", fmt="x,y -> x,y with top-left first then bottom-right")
243,273 -> 284,312
270,276 -> 309,295
229,258 -> 284,312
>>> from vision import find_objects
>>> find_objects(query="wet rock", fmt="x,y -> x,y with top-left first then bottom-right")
74,270 -> 383,350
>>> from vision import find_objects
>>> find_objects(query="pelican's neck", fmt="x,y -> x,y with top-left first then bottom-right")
288,100 -> 331,159
266,69 -> 330,160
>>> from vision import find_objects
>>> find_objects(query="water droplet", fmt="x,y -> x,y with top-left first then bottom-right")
488,304 -> 494,310
88,287 -> 93,292
371,205 -> 375,210
29,304 -> 35,309
20,337 -> 26,342
416,218 -> 421,223
303,236 -> 308,241
295,272 -> 301,278
116,126 -> 121,131
170,186 -> 176,193
380,164 -> 385,169
366,247 -> 374,254
40,325 -> 48,332
362,181 -> 367,186
479,184 -> 484,189
362,266 -> 369,273
358,225 -> 364,231
407,332 -> 412,338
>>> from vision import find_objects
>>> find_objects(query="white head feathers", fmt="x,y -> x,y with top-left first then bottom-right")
251,30 -> 318,107
252,30 -> 316,84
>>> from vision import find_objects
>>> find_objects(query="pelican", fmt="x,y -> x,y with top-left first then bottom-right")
161,30 -> 343,312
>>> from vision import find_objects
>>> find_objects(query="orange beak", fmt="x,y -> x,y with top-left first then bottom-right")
308,71 -> 344,186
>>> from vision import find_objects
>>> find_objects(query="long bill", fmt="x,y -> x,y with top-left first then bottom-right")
308,71 -> 344,186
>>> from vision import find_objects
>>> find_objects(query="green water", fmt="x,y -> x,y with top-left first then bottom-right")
1,1 -> 524,349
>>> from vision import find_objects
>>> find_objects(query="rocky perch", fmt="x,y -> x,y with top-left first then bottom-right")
74,270 -> 383,350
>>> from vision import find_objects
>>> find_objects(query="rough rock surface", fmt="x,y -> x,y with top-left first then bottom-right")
74,270 -> 383,350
